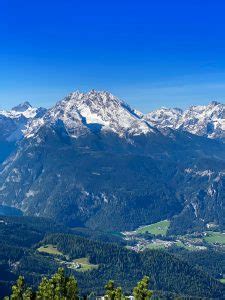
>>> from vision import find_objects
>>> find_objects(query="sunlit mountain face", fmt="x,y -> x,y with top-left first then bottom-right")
1,91 -> 225,234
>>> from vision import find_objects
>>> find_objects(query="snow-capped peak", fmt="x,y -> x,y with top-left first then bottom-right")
12,101 -> 32,112
145,101 -> 225,139
145,107 -> 183,128
0,102 -> 46,142
0,102 -> 42,119
25,90 -> 155,139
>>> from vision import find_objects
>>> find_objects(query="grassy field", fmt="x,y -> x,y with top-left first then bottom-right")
136,220 -> 170,236
37,244 -> 63,256
71,257 -> 98,272
204,231 -> 225,245
175,241 -> 200,251
146,243 -> 167,250
220,278 -> 225,284
38,246 -> 98,272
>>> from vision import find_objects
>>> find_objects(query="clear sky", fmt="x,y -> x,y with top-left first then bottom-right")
1,0 -> 225,112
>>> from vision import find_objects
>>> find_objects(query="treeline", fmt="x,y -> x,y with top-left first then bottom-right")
3,268 -> 152,300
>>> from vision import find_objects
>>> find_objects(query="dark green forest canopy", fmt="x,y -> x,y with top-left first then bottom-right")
0,216 -> 224,298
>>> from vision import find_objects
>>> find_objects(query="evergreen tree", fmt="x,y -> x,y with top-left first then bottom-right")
133,276 -> 153,300
36,268 -> 78,300
66,276 -> 79,300
4,268 -> 155,300
7,276 -> 34,300
36,277 -> 54,299
11,276 -> 25,300
50,267 -> 66,299
23,287 -> 34,300
105,280 -> 123,300
114,287 -> 123,300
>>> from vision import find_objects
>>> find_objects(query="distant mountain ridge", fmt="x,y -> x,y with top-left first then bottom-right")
145,101 -> 225,140
0,101 -> 46,142
0,102 -> 46,162
12,101 -> 33,112
5,95 -> 225,142
1,92 -> 225,233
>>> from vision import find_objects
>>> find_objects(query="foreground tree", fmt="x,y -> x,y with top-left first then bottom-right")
51,267 -> 67,299
66,276 -> 79,300
22,287 -> 34,300
11,276 -> 26,300
4,269 -> 153,299
133,276 -> 153,300
5,276 -> 34,300
6,268 -> 79,300
105,280 -> 123,300
37,268 -> 79,300
36,277 -> 54,299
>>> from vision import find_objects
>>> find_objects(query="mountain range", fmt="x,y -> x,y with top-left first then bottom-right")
0,101 -> 46,163
145,100 -> 225,140
1,91 -> 225,233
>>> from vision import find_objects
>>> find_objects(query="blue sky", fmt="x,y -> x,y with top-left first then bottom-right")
1,0 -> 225,112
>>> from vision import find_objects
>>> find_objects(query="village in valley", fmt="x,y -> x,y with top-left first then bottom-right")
121,220 -> 225,252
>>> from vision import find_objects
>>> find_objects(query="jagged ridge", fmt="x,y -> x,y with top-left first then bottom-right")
145,101 -> 225,140
25,90 -> 155,139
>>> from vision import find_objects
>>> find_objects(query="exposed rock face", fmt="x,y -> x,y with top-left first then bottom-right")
1,92 -> 225,233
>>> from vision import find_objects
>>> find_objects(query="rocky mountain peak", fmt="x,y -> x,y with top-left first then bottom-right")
12,101 -> 32,112
25,90 -> 155,139
210,100 -> 221,106
0,102 -> 46,142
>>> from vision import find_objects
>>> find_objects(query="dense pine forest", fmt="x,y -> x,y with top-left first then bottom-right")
0,216 -> 225,299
